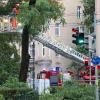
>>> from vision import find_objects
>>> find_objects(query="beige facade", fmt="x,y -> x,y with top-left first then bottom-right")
31,0 -> 84,76
95,0 -> 100,57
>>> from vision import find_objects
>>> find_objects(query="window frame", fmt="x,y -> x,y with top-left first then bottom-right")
55,22 -> 61,36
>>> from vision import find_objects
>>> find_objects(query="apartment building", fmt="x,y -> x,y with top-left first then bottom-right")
0,0 -> 85,79
28,0 -> 85,77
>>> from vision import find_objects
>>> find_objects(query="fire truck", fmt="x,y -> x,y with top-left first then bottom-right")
35,67 -> 63,94
80,65 -> 100,84
37,67 -> 62,87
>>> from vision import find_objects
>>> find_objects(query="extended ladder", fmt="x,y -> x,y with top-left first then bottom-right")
34,33 -> 88,64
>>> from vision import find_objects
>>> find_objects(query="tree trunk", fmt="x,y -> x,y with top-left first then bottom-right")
19,25 -> 30,82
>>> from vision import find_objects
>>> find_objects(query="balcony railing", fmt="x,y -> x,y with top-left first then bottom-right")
0,15 -> 22,33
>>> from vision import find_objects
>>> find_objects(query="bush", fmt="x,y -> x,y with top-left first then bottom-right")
0,94 -> 5,100
40,80 -> 95,100
0,78 -> 39,100
0,88 -> 39,100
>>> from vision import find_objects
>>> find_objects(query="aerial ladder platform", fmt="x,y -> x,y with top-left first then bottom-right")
34,34 -> 88,64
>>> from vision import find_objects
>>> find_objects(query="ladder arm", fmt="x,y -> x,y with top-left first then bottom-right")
34,33 -> 88,64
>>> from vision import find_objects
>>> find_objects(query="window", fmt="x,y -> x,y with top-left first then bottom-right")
55,23 -> 60,36
42,45 -> 45,56
77,6 -> 81,19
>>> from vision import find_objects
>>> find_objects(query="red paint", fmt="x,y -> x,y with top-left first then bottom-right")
10,17 -> 17,29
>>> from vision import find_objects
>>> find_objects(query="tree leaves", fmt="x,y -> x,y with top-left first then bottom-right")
17,0 -> 65,36
0,0 -> 21,15
82,0 -> 94,33
40,80 -> 95,100
0,41 -> 20,85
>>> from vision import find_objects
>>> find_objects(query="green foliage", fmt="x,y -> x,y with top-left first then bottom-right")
0,33 -> 21,42
0,78 -> 39,100
82,0 -> 95,33
0,35 -> 20,85
1,77 -> 28,88
17,0 -> 65,36
63,81 -> 95,100
0,94 -> 4,100
82,0 -> 94,16
40,80 -> 95,100
0,0 -> 21,15
76,46 -> 89,56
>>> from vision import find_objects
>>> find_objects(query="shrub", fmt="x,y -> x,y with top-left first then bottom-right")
0,78 -> 39,100
0,94 -> 5,100
40,80 -> 95,100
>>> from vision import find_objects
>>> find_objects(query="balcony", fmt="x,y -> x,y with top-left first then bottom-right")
0,15 -> 22,34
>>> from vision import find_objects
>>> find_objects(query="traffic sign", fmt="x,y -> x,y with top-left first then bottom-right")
91,56 -> 100,65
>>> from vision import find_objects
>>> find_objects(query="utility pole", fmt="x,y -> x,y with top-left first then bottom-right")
32,42 -> 35,89
95,0 -> 100,100
88,35 -> 93,85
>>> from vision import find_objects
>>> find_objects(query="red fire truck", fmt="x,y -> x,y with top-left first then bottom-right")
80,65 -> 100,84
37,67 -> 62,87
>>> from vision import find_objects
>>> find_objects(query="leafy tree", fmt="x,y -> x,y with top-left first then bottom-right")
0,34 -> 20,85
0,0 -> 21,15
0,0 -> 21,85
82,0 -> 95,33
18,0 -> 65,82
